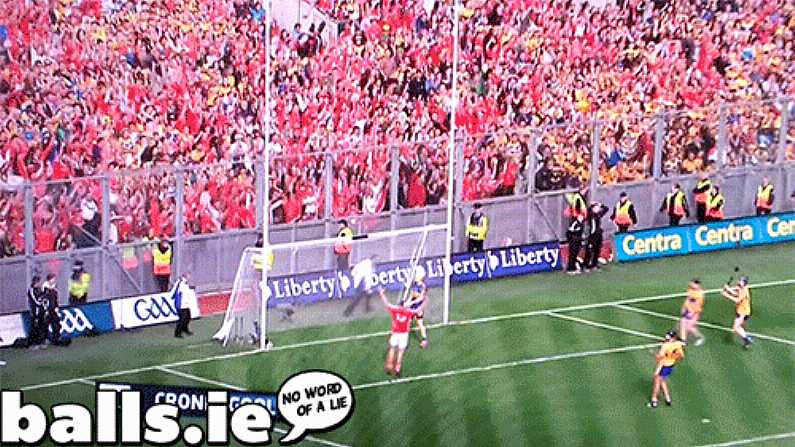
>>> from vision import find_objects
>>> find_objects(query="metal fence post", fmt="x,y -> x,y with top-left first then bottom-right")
454,139 -> 464,203
255,159 -> 265,229
716,103 -> 728,170
101,175 -> 111,299
324,152 -> 334,219
390,145 -> 399,212
590,121 -> 601,192
24,184 -> 34,289
778,97 -> 790,165
526,130 -> 539,243
174,170 -> 185,279
653,114 -> 665,179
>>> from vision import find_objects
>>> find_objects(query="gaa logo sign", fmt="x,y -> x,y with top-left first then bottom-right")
59,308 -> 94,335
133,296 -> 178,322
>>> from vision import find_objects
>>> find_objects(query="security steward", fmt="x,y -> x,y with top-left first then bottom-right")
706,185 -> 725,222
68,260 -> 91,305
566,214 -> 585,275
660,183 -> 689,226
565,186 -> 588,223
27,275 -> 45,348
611,192 -> 638,233
585,202 -> 609,271
43,274 -> 65,346
465,203 -> 489,252
755,177 -> 774,215
334,220 -> 354,299
692,175 -> 712,223
152,239 -> 172,293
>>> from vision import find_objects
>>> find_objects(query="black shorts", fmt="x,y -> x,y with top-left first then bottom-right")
413,312 -> 424,321
736,314 -> 749,322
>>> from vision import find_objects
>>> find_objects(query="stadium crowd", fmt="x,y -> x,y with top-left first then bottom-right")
0,0 -> 793,255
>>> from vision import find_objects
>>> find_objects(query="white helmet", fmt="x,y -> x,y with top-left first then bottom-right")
414,266 -> 426,283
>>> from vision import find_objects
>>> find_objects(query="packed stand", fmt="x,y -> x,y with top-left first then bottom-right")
1,0 -> 794,256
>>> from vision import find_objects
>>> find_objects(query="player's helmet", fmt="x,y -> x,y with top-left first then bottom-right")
414,266 -> 426,282
665,330 -> 677,340
738,276 -> 749,285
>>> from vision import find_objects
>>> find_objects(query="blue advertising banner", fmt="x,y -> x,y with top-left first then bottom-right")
22,301 -> 115,340
615,212 -> 795,262
265,241 -> 562,306
96,382 -> 280,419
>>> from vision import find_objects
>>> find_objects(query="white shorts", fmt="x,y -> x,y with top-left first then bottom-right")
389,332 -> 409,350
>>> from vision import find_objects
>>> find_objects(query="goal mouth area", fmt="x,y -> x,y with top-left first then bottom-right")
217,224 -> 451,349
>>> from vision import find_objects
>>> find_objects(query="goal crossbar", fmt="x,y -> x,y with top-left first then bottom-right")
263,223 -> 449,252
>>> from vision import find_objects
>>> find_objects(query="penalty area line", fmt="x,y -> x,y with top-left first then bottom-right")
352,342 -> 660,391
614,304 -> 795,347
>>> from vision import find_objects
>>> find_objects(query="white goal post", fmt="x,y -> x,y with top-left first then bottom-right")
216,223 -> 452,349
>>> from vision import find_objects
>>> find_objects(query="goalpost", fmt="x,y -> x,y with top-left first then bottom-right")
215,224 -> 451,349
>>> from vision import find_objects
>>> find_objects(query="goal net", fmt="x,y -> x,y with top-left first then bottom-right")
215,224 -> 450,349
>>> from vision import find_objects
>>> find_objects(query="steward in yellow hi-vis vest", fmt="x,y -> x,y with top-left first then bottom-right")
692,175 -> 712,223
152,240 -> 172,293
660,183 -> 688,226
253,234 -> 275,272
68,260 -> 91,305
334,220 -> 354,272
706,186 -> 725,222
565,186 -> 588,222
611,192 -> 637,233
755,177 -> 774,215
466,203 -> 489,252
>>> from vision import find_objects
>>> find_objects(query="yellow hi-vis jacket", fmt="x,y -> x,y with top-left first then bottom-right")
466,213 -> 489,241
252,249 -> 275,272
69,273 -> 91,298
756,184 -> 773,209
153,246 -> 172,276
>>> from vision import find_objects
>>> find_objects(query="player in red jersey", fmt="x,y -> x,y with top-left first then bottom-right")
380,289 -> 424,377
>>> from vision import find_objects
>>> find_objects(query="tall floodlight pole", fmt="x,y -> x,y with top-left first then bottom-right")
261,0 -> 272,350
443,0 -> 461,325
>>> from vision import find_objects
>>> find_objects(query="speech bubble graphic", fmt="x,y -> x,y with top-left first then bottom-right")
277,370 -> 355,445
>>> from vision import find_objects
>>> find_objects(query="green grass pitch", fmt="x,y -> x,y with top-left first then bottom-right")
3,243 -> 794,446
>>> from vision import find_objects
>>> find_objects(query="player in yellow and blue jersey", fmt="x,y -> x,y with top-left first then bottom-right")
679,279 -> 705,346
648,331 -> 685,408
401,267 -> 429,348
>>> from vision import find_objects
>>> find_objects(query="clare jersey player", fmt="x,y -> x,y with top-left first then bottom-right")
679,280 -> 705,345
402,268 -> 429,348
722,276 -> 753,348
648,331 -> 685,408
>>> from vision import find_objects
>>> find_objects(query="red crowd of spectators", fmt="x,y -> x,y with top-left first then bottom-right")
0,0 -> 794,256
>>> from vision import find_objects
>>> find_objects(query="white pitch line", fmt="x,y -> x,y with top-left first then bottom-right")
19,278 -> 795,391
547,312 -> 660,340
694,431 -> 795,447
352,342 -> 661,391
614,304 -> 795,347
158,368 -> 350,447
75,369 -> 350,447
77,378 -> 96,386
157,367 -> 245,391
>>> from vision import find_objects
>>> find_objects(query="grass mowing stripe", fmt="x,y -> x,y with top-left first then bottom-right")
694,432 -> 795,447
352,343 -> 660,391
613,304 -> 795,347
19,278 -> 794,392
546,312 -> 660,340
